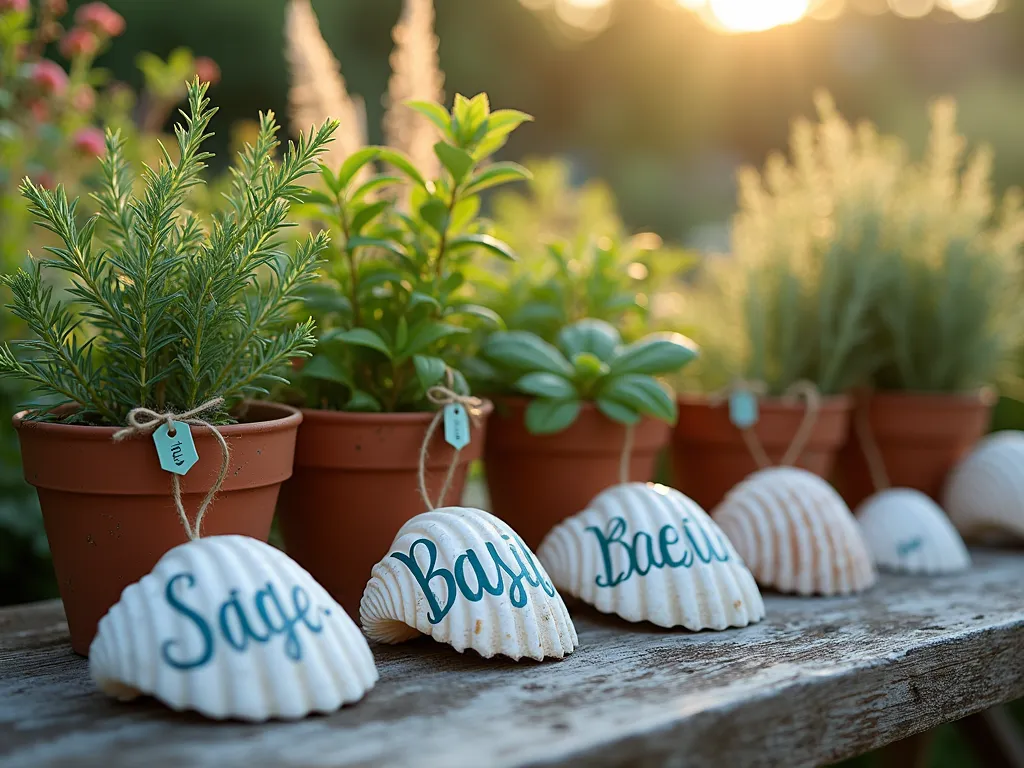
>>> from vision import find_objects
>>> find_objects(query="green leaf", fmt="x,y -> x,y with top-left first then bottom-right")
319,164 -> 342,194
557,319 -> 622,362
515,372 -> 577,399
406,100 -> 452,139
401,321 -> 470,359
346,390 -> 382,412
464,162 -> 533,196
299,284 -> 351,316
596,397 -> 642,425
301,354 -> 352,386
345,236 -> 411,261
413,354 -> 447,390
572,352 -> 610,383
395,316 -> 409,352
600,374 -> 677,423
323,327 -> 392,359
485,109 -> 533,137
409,291 -> 442,311
448,303 -> 505,328
349,174 -> 403,202
349,200 -> 389,234
524,398 -> 582,435
376,148 -> 427,188
300,189 -> 335,206
336,147 -> 382,188
447,234 -> 517,261
434,142 -> 475,185
609,332 -> 699,376
483,331 -> 574,376
419,198 -> 449,234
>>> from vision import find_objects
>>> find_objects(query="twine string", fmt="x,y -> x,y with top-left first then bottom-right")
618,422 -> 636,485
417,371 -> 483,510
853,395 -> 890,491
112,397 -> 230,541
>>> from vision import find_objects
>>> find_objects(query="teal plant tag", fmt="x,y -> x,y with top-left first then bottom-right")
153,421 -> 200,475
443,403 -> 471,450
729,390 -> 759,429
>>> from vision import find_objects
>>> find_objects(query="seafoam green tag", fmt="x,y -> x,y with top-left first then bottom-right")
728,390 -> 759,430
443,403 -> 471,450
153,421 -> 200,475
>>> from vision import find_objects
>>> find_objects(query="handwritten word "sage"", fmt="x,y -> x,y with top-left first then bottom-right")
390,534 -> 556,625
160,572 -> 329,671
586,516 -> 732,588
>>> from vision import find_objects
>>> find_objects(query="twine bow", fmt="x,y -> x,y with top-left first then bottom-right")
112,397 -> 230,541
711,378 -> 821,470
418,371 -> 484,510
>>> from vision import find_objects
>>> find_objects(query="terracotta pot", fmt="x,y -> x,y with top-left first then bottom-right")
277,403 -> 492,617
484,398 -> 671,549
671,393 -> 853,511
13,401 -> 302,655
835,389 -> 995,509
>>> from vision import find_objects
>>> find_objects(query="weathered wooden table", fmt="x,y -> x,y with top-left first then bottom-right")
2,550 -> 1023,768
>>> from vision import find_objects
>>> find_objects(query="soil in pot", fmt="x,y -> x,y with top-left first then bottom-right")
671,393 -> 852,511
277,402 -> 492,617
835,389 -> 995,509
484,398 -> 671,549
13,401 -> 302,655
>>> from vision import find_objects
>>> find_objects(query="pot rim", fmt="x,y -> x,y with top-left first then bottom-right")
862,387 -> 996,406
12,399 -> 302,438
676,391 -> 852,410
300,398 -> 494,423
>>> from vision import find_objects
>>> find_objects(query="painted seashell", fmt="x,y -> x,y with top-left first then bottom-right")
360,507 -> 578,661
856,488 -> 971,575
713,467 -> 877,595
943,431 -> 1024,542
89,535 -> 377,721
537,483 -> 764,630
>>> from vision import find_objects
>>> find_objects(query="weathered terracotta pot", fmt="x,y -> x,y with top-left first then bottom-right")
277,403 -> 492,617
13,401 -> 302,655
671,393 -> 853,511
836,389 -> 995,509
484,398 -> 671,549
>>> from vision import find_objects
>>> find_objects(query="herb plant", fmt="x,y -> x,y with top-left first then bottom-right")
295,93 -> 532,413
478,318 -> 698,434
0,79 -> 337,426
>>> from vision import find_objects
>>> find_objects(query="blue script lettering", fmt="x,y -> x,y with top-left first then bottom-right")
586,516 -> 731,588
390,533 -> 556,625
160,572 -> 327,671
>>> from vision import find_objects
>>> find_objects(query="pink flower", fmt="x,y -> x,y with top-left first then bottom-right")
0,0 -> 29,13
44,0 -> 67,14
193,56 -> 220,85
75,2 -> 124,37
70,85 -> 95,112
31,60 -> 68,95
60,27 -> 98,58
29,100 -> 49,122
31,171 -> 56,189
73,126 -> 105,156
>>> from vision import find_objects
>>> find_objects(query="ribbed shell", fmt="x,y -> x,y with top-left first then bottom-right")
713,467 -> 877,596
89,535 -> 377,721
943,431 -> 1024,542
537,483 -> 764,631
360,507 -> 578,661
856,489 -> 971,575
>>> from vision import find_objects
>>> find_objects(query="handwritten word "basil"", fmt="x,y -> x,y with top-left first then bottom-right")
586,516 -> 732,588
390,534 -> 556,625
897,537 -> 924,557
160,572 -> 329,671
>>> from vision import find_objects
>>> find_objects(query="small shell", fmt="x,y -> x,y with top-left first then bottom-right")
856,488 -> 971,575
360,507 -> 578,661
943,431 -> 1024,542
713,467 -> 877,596
89,535 -> 377,721
537,483 -> 765,630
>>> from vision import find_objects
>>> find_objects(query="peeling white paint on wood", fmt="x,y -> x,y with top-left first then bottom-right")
2,551 -> 1024,768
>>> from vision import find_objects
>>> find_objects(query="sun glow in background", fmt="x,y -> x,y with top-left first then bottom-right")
537,0 -> 1000,34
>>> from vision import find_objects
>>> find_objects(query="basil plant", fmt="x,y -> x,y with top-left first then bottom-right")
296,93 -> 532,412
478,319 -> 698,434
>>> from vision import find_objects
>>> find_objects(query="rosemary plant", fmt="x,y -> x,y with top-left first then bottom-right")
295,93 -> 532,412
0,79 -> 337,425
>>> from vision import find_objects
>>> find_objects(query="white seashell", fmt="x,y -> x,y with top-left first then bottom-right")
943,431 -> 1024,542
537,483 -> 765,631
856,488 -> 971,575
713,467 -> 877,596
89,535 -> 377,721
360,507 -> 578,661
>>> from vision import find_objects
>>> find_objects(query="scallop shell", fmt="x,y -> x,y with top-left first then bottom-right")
89,535 -> 377,721
856,488 -> 971,574
537,483 -> 764,630
712,467 -> 877,595
943,430 -> 1024,542
360,506 -> 578,661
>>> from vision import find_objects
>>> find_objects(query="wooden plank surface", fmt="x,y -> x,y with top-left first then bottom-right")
2,551 -> 1024,768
